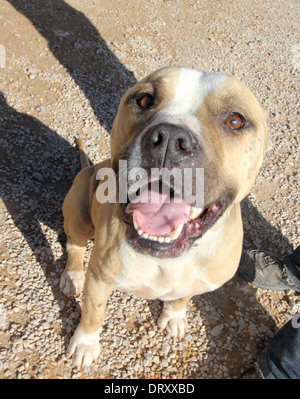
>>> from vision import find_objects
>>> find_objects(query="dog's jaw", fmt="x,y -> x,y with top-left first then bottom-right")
123,198 -> 228,259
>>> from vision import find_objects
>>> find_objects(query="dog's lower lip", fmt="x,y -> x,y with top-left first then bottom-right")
125,199 -> 226,255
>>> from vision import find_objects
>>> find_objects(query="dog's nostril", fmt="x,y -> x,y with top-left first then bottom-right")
145,124 -> 195,154
176,136 -> 193,151
176,138 -> 187,150
151,131 -> 163,146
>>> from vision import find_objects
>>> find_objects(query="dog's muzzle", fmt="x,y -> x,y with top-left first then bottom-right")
120,122 -> 229,258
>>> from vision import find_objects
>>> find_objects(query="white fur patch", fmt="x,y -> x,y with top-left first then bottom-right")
67,326 -> 101,369
157,302 -> 188,338
60,270 -> 85,297
116,217 -> 225,301
145,67 -> 227,137
162,67 -> 227,118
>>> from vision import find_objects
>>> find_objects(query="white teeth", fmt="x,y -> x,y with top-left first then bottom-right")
169,223 -> 184,240
132,212 -> 183,243
133,213 -> 138,230
189,207 -> 203,221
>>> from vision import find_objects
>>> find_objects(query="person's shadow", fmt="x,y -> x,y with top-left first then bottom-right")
7,0 -> 136,131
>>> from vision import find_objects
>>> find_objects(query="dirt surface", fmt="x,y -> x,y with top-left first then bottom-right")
0,0 -> 299,379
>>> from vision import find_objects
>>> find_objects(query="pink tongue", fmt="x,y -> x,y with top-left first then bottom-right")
126,188 -> 191,236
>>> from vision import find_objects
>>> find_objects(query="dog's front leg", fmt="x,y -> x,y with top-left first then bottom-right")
67,268 -> 112,370
157,297 -> 191,339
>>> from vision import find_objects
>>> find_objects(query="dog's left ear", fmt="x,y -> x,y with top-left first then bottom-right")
262,107 -> 273,152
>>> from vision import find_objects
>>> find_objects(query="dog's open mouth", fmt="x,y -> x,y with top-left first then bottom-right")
123,181 -> 227,258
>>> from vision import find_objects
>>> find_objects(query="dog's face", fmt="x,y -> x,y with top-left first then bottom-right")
110,67 -> 269,258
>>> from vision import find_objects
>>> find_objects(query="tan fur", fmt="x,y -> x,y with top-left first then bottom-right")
77,138 -> 91,169
60,67 -> 269,368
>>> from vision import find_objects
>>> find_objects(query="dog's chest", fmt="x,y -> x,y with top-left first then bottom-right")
115,240 -> 217,301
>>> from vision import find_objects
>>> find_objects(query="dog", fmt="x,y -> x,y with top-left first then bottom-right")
59,66 -> 270,369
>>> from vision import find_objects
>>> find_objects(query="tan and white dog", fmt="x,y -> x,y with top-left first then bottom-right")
59,66 -> 269,369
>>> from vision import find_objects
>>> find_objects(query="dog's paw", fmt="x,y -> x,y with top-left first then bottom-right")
67,326 -> 100,370
60,270 -> 85,297
157,308 -> 187,339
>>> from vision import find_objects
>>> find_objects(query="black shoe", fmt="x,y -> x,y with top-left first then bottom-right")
238,249 -> 300,292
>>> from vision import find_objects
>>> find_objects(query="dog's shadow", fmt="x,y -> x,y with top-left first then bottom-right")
0,92 -> 78,319
1,1 -> 135,328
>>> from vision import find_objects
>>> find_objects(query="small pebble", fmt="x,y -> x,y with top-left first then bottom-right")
211,324 -> 224,337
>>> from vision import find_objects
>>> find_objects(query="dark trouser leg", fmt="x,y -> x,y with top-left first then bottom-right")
258,317 -> 300,379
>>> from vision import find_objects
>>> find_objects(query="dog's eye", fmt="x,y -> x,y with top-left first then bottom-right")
225,113 -> 245,130
136,94 -> 154,109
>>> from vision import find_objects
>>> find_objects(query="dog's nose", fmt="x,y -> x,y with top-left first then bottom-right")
143,123 -> 195,163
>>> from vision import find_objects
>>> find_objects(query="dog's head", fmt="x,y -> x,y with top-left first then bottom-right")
110,66 -> 269,258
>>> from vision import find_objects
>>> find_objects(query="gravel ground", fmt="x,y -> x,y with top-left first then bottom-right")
0,0 -> 299,379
